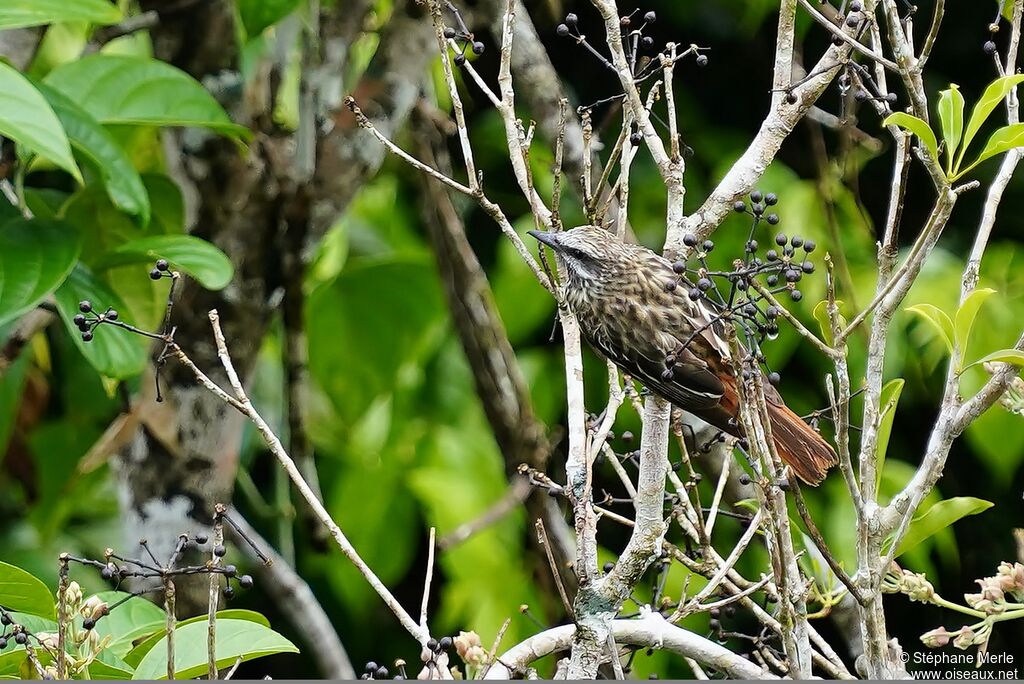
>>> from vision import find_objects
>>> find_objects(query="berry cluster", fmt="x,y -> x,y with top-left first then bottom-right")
441,1 -> 484,67
662,189 -> 821,384
72,300 -> 118,343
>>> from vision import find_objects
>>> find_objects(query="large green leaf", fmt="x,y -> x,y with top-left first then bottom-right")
812,299 -> 846,347
237,0 -> 301,37
54,265 -> 149,379
95,235 -> 234,290
882,112 -> 939,165
973,348 -> 1024,366
0,62 -> 81,183
131,618 -> 297,680
0,218 -> 82,327
44,55 -> 250,139
37,83 -> 150,226
937,84 -> 964,173
892,497 -> 994,558
0,0 -> 121,29
959,74 -> 1024,166
0,561 -> 55,618
91,591 -> 167,659
963,123 -> 1024,175
906,303 -> 954,353
123,609 -> 270,668
954,288 -> 995,363
306,258 -> 446,423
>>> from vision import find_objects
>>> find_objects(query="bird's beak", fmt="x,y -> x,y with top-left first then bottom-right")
527,230 -> 560,250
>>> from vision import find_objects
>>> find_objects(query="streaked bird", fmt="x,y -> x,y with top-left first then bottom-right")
529,225 -> 837,485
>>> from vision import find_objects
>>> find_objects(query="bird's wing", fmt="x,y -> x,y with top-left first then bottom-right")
583,323 -> 725,412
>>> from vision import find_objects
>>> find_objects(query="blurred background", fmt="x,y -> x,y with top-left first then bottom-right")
2,0 -> 1023,677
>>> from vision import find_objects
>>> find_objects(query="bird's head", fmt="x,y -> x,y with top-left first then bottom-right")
528,226 -> 624,287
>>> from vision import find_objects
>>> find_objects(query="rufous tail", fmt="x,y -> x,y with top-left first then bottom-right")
766,401 -> 837,485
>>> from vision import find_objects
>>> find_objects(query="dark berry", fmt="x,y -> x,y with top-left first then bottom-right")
791,235 -> 803,248
790,290 -> 803,302
672,261 -> 686,274
0,614 -> 10,625
101,566 -> 114,580
439,636 -> 453,652
0,637 -> 6,649
984,40 -> 998,55
766,306 -> 779,319
644,10 -> 656,22
850,0 -> 863,9
688,287 -> 702,301
768,372 -> 781,385
106,309 -> 118,321
661,368 -> 674,381
750,190 -> 763,203
443,27 -> 456,39
766,275 -> 779,286
683,234 -> 698,247
664,280 -> 677,292
195,534 -> 208,544
802,261 -> 815,274
14,633 -> 27,645
738,438 -> 749,450
79,300 -> 92,313
82,618 -> 95,630
766,249 -> 778,261
622,431 -> 634,442
556,23 -> 570,37
785,92 -> 798,104
565,13 -> 578,26
702,239 -> 714,252
766,213 -> 779,225
214,544 -> 227,557
765,192 -> 778,205
630,131 -> 643,145
603,561 -> 615,573
641,36 -> 654,50
697,277 -> 712,291
239,575 -> 254,588
150,268 -> 162,280
156,259 -> 169,271
73,313 -> 86,329
82,331 -> 94,342
846,14 -> 859,26
803,239 -> 816,253
453,53 -> 466,66
786,270 -> 800,283
223,564 -> 237,577
223,586 -> 235,600
745,239 -> 758,252
696,54 -> 708,67
426,638 -> 439,652
375,667 -> 389,679
365,662 -> 379,673
472,41 -> 485,55
665,354 -> 676,365
733,200 -> 746,213
775,233 -> 787,246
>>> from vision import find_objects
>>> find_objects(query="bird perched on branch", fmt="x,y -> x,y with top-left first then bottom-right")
528,225 -> 837,485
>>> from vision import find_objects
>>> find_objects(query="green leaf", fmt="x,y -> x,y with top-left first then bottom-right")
961,123 -> 1024,177
954,288 -> 996,362
93,235 -> 234,290
91,591 -> 167,659
131,618 -> 297,680
44,55 -> 250,140
811,299 -> 845,347
0,62 -> 82,183
0,0 -> 121,30
906,303 -> 954,353
973,348 -> 1024,366
874,379 -> 905,492
0,218 -> 82,327
307,258 -> 446,423
123,610 -> 270,668
237,0 -> 301,37
54,265 -> 149,379
937,85 -> 965,173
88,649 -> 135,680
37,83 -> 150,226
882,112 -> 939,164
960,74 -> 1024,166
892,497 -> 994,557
0,560 -> 56,618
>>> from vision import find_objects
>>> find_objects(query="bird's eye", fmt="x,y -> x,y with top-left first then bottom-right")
564,247 -> 588,261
